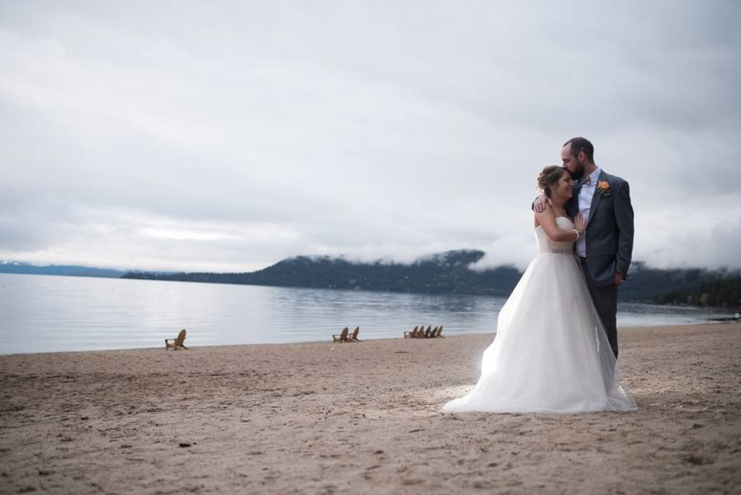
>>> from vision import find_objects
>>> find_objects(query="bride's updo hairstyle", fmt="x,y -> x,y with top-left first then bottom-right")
537,165 -> 567,198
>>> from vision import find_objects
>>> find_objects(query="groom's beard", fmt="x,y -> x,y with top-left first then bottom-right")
568,163 -> 585,180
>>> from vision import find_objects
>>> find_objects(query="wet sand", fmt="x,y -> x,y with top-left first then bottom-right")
1,323 -> 740,494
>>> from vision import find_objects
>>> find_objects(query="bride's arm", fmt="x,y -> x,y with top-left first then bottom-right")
534,205 -> 582,242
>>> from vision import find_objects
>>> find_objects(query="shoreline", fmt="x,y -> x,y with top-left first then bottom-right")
1,323 -> 740,494
0,320 -> 732,358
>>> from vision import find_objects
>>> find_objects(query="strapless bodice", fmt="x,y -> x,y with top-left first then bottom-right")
535,216 -> 575,254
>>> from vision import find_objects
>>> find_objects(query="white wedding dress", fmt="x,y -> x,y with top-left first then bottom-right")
442,217 -> 636,414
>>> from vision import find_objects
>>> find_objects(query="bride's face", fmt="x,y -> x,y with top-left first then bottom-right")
553,171 -> 574,199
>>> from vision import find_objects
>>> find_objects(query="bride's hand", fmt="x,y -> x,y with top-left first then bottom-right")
575,213 -> 587,233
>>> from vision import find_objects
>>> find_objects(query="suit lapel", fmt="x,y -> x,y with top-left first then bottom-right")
585,170 -> 607,229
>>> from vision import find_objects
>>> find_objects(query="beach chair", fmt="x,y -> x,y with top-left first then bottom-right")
333,327 -> 349,343
165,329 -> 188,350
347,326 -> 361,342
424,326 -> 434,338
404,326 -> 420,338
435,326 -> 444,338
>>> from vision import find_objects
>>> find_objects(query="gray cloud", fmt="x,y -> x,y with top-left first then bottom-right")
0,0 -> 739,272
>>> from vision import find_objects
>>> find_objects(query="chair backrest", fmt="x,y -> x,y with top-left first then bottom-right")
175,329 -> 187,346
340,327 -> 349,340
437,326 -> 443,337
351,327 -> 360,340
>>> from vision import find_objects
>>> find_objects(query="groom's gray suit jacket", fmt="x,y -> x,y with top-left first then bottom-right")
566,170 -> 634,286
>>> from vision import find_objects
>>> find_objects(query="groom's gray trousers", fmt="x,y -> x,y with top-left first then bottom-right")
580,258 -> 619,358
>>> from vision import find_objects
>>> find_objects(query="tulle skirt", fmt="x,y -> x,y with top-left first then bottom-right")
441,252 -> 636,414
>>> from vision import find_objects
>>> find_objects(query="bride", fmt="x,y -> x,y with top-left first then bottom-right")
442,166 -> 636,414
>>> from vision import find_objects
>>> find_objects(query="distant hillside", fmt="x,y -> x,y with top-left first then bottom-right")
0,261 -> 125,278
624,262 -> 741,308
122,249 -> 523,297
122,252 -> 741,308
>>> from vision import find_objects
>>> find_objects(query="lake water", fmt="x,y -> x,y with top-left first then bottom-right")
0,273 -> 721,355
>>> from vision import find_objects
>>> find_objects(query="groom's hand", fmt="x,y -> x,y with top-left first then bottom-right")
614,271 -> 625,286
532,195 -> 551,213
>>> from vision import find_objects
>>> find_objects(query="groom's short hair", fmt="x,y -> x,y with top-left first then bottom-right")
564,137 -> 595,163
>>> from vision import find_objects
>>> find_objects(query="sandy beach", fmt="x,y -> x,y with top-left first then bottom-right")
1,323 -> 740,495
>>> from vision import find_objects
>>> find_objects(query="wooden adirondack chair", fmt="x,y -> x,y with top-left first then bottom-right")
435,325 -> 444,338
165,329 -> 188,350
333,327 -> 349,343
424,325 -> 433,338
404,326 -> 420,338
347,326 -> 361,342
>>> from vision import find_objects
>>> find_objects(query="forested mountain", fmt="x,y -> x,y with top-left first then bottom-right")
123,250 -> 522,296
617,262 -> 740,307
122,251 -> 741,307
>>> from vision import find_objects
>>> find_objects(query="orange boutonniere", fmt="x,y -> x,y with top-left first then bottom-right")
597,180 -> 611,197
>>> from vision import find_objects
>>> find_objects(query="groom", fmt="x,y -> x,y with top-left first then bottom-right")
537,137 -> 634,358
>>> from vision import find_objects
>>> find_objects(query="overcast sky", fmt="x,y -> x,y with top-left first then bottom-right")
1,0 -> 739,273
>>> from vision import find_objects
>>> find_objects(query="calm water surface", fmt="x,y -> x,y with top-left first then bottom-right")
0,273 -> 718,355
